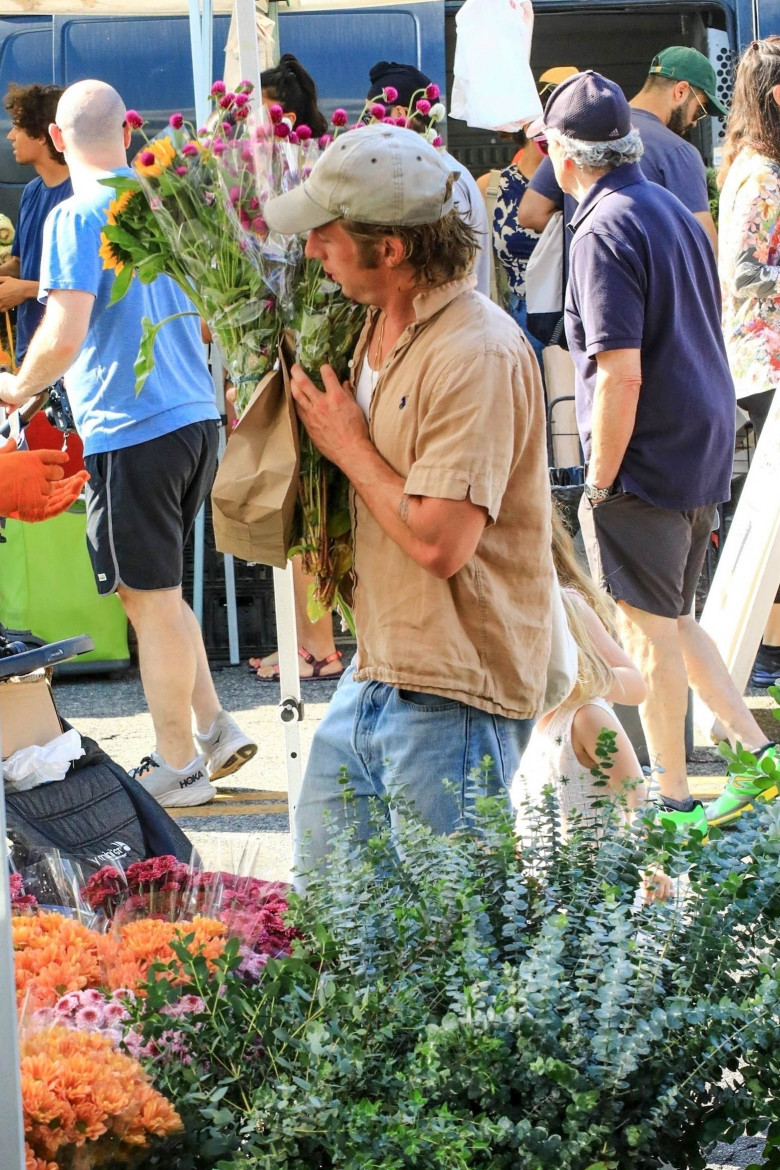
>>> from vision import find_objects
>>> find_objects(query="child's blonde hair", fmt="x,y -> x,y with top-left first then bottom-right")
552,501 -> 618,706
551,503 -> 617,637
560,589 -> 616,706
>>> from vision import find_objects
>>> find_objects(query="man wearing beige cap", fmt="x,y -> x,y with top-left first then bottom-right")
264,123 -> 554,881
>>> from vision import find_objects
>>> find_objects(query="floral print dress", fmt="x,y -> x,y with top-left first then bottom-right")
718,150 -> 780,398
492,162 -> 541,299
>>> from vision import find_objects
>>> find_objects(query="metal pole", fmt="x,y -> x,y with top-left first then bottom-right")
235,0 -> 303,818
0,719 -> 27,1170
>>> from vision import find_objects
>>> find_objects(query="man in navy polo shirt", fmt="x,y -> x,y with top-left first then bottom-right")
538,71 -> 773,834
519,47 -> 720,256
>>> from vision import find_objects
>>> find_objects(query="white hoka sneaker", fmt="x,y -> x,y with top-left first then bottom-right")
195,710 -> 258,781
130,752 -> 216,808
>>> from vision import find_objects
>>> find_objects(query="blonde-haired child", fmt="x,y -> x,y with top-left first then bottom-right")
511,507 -> 647,836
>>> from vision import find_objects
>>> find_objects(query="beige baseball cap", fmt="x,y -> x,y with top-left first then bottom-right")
263,123 -> 459,235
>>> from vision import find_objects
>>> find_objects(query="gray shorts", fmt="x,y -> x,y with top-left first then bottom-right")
84,421 -> 219,595
578,489 -> 716,619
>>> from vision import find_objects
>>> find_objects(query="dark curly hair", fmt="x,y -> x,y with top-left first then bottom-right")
3,82 -> 65,164
260,54 -> 328,138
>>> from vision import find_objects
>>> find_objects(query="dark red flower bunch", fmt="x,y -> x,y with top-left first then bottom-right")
10,872 -> 38,915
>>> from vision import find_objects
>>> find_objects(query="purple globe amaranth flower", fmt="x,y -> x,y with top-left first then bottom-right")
370,102 -> 386,119
274,122 -> 290,138
219,93 -> 237,110
382,117 -> 395,124
210,80 -> 226,95
296,123 -> 312,141
268,103 -> 284,124
318,133 -> 333,149
383,85 -> 399,104
252,216 -> 268,234
432,135 -> 443,148
395,116 -> 408,127
242,145 -> 254,162
248,196 -> 260,210
331,108 -> 348,127
169,112 -> 184,129
175,165 -> 188,175
237,79 -> 254,93
416,98 -> 431,115
229,185 -> 241,204
234,92 -> 249,108
234,105 -> 249,121
288,130 -> 299,144
182,142 -> 199,157
212,142 -> 225,156
125,109 -> 144,130
426,83 -> 440,100
139,150 -> 155,166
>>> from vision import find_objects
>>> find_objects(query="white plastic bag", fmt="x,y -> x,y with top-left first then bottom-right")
450,0 -> 543,131
3,729 -> 85,792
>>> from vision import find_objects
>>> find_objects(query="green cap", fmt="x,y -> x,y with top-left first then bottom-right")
648,46 -> 728,117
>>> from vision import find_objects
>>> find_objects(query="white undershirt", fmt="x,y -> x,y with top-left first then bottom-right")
355,354 -> 379,421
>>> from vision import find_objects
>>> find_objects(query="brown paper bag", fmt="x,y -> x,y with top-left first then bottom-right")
211,360 -> 299,568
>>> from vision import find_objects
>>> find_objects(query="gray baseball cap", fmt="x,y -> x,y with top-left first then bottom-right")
263,123 -> 459,234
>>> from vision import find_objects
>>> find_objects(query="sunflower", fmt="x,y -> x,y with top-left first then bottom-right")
105,188 -> 135,226
134,136 -> 177,178
99,232 -> 127,273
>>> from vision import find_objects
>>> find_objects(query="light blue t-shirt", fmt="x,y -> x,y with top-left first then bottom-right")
39,168 -> 219,456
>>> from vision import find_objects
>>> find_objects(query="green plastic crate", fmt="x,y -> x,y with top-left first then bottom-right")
0,500 -> 129,674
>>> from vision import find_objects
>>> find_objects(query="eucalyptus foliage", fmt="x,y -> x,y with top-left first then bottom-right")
135,729 -> 780,1170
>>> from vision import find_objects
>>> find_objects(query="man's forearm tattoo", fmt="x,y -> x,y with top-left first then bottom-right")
397,493 -> 411,527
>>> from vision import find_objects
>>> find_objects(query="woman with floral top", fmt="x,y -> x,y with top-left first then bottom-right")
718,36 -> 780,688
477,130 -> 545,364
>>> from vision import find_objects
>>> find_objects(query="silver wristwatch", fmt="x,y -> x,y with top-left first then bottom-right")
584,482 -> 616,503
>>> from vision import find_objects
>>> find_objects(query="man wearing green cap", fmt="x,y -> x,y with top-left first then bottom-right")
628,46 -> 727,252
520,46 -> 723,254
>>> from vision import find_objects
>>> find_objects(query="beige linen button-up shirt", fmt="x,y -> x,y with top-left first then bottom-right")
350,274 -> 553,721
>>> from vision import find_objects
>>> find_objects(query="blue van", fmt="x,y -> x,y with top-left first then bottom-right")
0,0 -> 777,219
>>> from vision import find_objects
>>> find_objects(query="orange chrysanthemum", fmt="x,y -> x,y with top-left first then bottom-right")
98,915 -> 228,993
21,1026 -> 181,1166
13,913 -> 101,1010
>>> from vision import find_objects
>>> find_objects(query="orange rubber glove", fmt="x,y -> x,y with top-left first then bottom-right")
0,437 -> 89,522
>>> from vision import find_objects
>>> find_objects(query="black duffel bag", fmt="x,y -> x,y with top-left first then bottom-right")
6,727 -> 195,875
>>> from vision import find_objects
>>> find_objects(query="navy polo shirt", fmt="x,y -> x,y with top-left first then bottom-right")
10,174 -> 73,361
565,163 -> 734,510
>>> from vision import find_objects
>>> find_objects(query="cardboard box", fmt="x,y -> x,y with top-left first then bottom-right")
0,670 -> 62,759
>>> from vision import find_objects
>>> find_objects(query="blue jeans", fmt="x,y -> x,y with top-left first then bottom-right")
293,662 -> 535,882
508,293 -> 546,375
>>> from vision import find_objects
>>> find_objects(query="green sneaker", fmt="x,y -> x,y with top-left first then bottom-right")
705,745 -> 779,827
657,799 -> 709,838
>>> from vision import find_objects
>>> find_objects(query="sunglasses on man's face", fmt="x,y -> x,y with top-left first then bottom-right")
689,87 -> 709,123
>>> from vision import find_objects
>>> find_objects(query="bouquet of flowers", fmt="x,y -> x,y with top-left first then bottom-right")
98,81 -> 447,625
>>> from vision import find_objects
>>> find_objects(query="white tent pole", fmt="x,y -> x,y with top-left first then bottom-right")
234,0 -> 303,813
0,722 -> 26,1170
